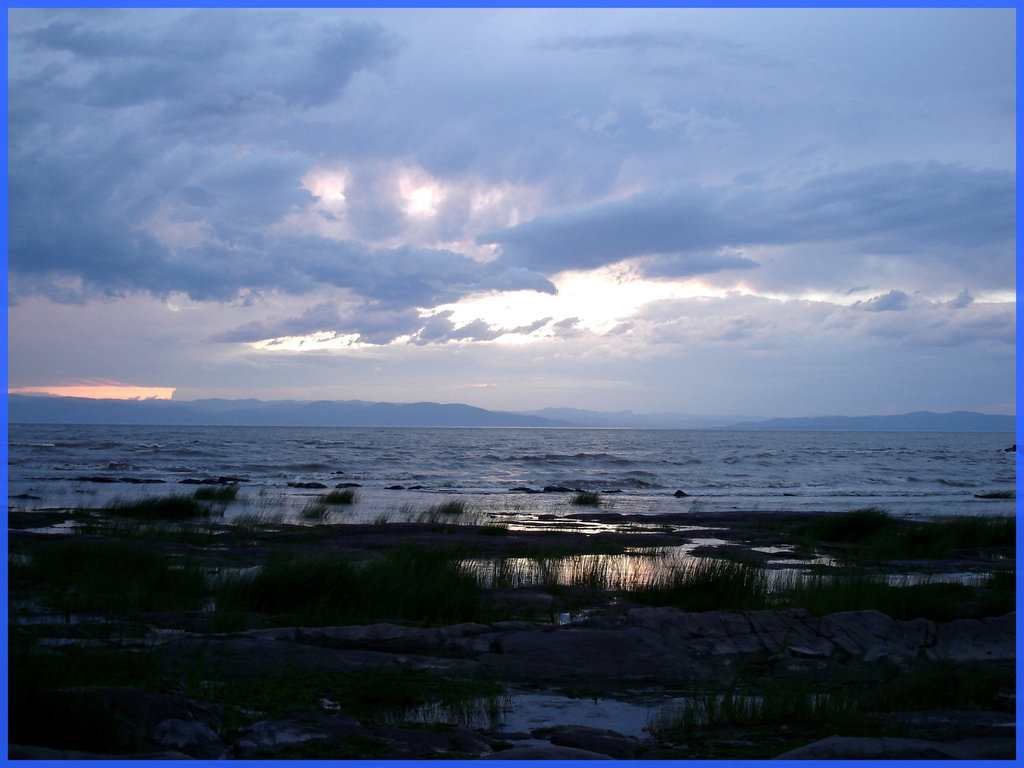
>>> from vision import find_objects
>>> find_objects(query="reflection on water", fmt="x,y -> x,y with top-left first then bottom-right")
392,690 -> 660,738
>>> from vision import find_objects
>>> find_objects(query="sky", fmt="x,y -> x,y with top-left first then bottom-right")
6,8 -> 1017,417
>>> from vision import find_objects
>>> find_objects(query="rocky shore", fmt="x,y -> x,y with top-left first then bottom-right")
8,506 -> 1017,760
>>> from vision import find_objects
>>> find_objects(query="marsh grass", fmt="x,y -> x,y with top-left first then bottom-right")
12,538 -> 208,614
73,517 -> 220,546
430,499 -> 467,515
203,666 -> 504,730
478,522 -> 509,536
299,501 -> 331,521
320,488 -> 358,505
571,491 -> 601,507
652,656 -> 1007,740
216,545 -> 482,625
797,509 -> 1016,561
231,509 -> 286,530
775,567 -> 1014,622
860,658 -> 1007,712
97,494 -> 212,520
415,499 -> 469,524
628,558 -> 771,612
649,681 -> 859,735
192,486 -> 239,502
797,507 -> 892,543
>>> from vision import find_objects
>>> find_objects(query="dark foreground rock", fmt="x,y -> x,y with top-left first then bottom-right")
774,735 -> 1016,760
13,608 -> 1016,759
161,608 -> 1014,684
479,744 -> 613,759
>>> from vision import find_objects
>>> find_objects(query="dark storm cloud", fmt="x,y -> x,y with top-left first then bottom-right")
20,13 -> 398,111
9,11 -> 560,310
481,162 -> 1014,278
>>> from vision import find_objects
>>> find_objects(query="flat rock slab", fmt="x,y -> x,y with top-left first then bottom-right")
8,745 -> 193,760
479,744 -> 614,759
547,725 -> 648,758
774,735 -> 1017,760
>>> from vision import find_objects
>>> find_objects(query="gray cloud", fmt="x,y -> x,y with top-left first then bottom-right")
859,290 -> 910,312
482,162 -> 1014,281
5,9 -> 1015,416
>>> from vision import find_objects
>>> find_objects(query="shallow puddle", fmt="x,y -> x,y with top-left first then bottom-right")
395,690 -> 662,738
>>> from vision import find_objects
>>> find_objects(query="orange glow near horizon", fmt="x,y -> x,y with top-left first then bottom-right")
9,383 -> 177,400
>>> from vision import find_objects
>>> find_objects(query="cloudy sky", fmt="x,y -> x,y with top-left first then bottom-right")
7,8 -> 1016,417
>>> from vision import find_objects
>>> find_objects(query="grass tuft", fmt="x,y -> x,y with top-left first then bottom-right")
571,491 -> 601,507
192,485 -> 239,502
11,537 -> 208,614
320,489 -> 358,505
299,501 -> 331,521
216,544 -> 482,625
99,494 -> 211,520
627,558 -> 770,612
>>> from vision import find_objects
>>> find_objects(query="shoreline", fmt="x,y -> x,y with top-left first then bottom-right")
8,504 -> 1016,759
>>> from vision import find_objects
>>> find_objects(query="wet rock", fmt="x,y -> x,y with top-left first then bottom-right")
547,725 -> 644,758
335,482 -> 362,488
510,486 -> 541,493
118,477 -> 166,484
542,486 -> 575,493
9,745 -> 194,759
673,490 -> 688,497
9,493 -> 42,499
179,476 -> 244,485
288,481 -> 328,489
928,613 -> 1016,661
773,735 -> 1016,760
231,719 -> 330,757
150,719 -> 225,759
478,744 -> 613,759
386,485 -> 405,490
371,724 -> 496,758
74,475 -> 119,483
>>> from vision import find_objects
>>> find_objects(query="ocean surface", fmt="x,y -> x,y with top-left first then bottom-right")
7,424 -> 1017,526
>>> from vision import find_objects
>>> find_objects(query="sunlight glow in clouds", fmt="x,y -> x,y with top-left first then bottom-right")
9,382 -> 177,400
438,268 -> 759,338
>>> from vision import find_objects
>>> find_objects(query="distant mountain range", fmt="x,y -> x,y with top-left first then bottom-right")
723,411 -> 1017,432
6,394 -> 1016,431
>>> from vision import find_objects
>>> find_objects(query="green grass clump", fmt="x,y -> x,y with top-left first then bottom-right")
415,499 -> 468,523
797,509 -> 1015,562
627,558 -> 770,612
650,680 -> 858,735
777,568 -> 1013,622
571,491 -> 601,507
11,538 -> 208,614
478,522 -> 509,536
192,485 -> 239,502
320,489 -> 358,505
216,545 -> 482,625
860,658 -> 1009,713
100,494 -> 210,520
796,507 -> 893,543
431,499 -> 466,515
300,501 -> 331,521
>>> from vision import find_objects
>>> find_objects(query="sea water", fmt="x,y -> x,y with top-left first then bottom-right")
7,424 -> 1016,524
